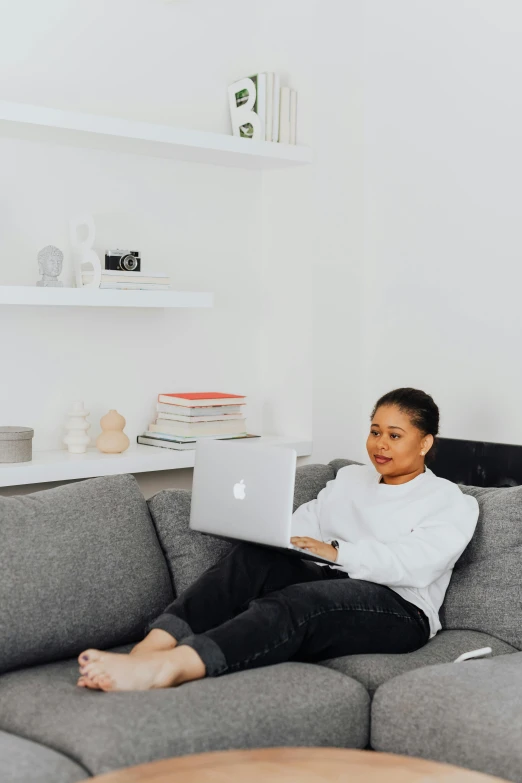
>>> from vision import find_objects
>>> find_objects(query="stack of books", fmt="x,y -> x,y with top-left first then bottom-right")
228,72 -> 298,144
138,392 -> 259,451
82,270 -> 171,290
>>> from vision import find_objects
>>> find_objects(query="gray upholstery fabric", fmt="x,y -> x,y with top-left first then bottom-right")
328,458 -> 365,476
0,474 -> 173,674
319,629 -> 515,697
147,488 -> 231,597
441,484 -> 522,650
147,463 -> 336,596
0,645 -> 370,777
0,730 -> 88,783
293,463 -> 336,511
371,651 -> 522,783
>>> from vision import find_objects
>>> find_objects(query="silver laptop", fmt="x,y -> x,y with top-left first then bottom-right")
189,439 -> 337,565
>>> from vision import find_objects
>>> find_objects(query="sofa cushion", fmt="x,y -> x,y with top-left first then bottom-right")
0,646 -> 370,777
147,463 -> 336,596
0,474 -> 173,674
371,650 -> 522,782
0,731 -> 87,783
319,629 -> 515,697
440,484 -> 522,649
328,458 -> 365,476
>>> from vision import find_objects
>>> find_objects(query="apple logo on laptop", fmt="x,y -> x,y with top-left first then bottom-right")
233,479 -> 246,500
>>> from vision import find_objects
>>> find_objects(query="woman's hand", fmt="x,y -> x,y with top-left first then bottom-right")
290,536 -> 338,562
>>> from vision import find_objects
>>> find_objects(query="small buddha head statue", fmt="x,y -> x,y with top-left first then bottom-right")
37,245 -> 63,281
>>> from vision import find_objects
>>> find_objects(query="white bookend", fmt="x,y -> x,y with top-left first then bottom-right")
227,77 -> 263,140
290,89 -> 298,145
279,86 -> 291,145
272,74 -> 281,142
265,72 -> 274,142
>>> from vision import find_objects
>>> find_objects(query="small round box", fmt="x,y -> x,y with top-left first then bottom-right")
0,427 -> 34,463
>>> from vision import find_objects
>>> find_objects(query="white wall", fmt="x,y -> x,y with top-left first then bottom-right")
0,0 -> 371,499
0,0 -> 297,497
257,1 -> 365,466
5,0 -> 514,500
362,0 -> 522,451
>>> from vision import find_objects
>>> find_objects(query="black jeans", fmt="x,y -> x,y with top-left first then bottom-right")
146,541 -> 431,678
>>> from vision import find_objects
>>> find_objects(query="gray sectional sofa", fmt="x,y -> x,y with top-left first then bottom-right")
1,458 -> 521,782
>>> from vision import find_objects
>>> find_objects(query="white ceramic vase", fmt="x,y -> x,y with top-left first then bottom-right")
63,401 -> 91,454
96,409 -> 130,454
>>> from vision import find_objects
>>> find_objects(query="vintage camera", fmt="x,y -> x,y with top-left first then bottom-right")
105,249 -> 141,272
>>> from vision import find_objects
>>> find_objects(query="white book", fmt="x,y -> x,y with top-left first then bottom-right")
156,402 -> 244,416
265,72 -> 274,142
155,411 -> 245,423
279,86 -> 291,144
290,89 -> 297,145
83,274 -> 170,285
272,74 -> 280,142
89,270 -> 168,278
251,73 -> 266,140
99,282 -> 171,290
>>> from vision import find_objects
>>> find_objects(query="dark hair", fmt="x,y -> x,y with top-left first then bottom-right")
370,387 -> 440,464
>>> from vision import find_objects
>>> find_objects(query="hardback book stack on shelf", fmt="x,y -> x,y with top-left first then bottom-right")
138,392 -> 259,451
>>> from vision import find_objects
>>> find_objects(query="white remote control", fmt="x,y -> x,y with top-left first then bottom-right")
453,647 -> 492,663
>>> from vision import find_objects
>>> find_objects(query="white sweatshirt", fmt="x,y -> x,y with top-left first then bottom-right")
290,464 -> 479,639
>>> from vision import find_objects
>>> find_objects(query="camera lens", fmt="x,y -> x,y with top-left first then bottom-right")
121,254 -> 138,271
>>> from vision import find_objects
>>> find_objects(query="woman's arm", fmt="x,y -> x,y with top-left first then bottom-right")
333,496 -> 479,588
290,477 -> 338,541
290,535 -> 339,562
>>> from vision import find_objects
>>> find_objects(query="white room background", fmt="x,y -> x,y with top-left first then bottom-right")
1,0 -> 519,497
361,0 -> 522,451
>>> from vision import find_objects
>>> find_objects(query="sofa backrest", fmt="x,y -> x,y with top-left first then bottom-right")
0,474 -> 174,674
147,463 -> 336,597
329,458 -> 522,649
441,484 -> 522,649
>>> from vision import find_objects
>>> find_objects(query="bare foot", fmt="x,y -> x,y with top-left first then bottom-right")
76,646 -> 205,692
129,628 -> 178,657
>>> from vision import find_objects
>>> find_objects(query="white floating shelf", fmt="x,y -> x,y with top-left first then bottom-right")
0,286 -> 213,309
0,100 -> 312,169
0,437 -> 313,488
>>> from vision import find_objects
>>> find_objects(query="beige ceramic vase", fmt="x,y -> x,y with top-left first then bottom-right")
96,409 -> 130,454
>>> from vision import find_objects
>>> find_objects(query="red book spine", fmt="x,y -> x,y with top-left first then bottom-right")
159,392 -> 245,401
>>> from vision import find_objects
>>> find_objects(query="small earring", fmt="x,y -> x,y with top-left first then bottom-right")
421,452 -> 425,455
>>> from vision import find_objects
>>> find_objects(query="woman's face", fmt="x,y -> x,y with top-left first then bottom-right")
366,404 -> 433,480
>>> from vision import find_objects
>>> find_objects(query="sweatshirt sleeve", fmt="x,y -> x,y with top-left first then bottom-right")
334,496 -> 479,588
290,478 -> 338,541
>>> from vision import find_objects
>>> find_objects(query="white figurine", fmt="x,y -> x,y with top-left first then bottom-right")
69,214 -> 102,288
36,245 -> 64,287
63,401 -> 91,454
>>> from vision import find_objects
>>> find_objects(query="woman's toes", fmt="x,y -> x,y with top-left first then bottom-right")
80,664 -> 98,679
91,673 -> 110,691
78,649 -> 103,667
77,676 -> 87,687
81,656 -> 106,677
97,674 -> 113,691
82,676 -> 101,690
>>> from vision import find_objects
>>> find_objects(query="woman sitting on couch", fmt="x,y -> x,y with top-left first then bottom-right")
77,387 -> 479,692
